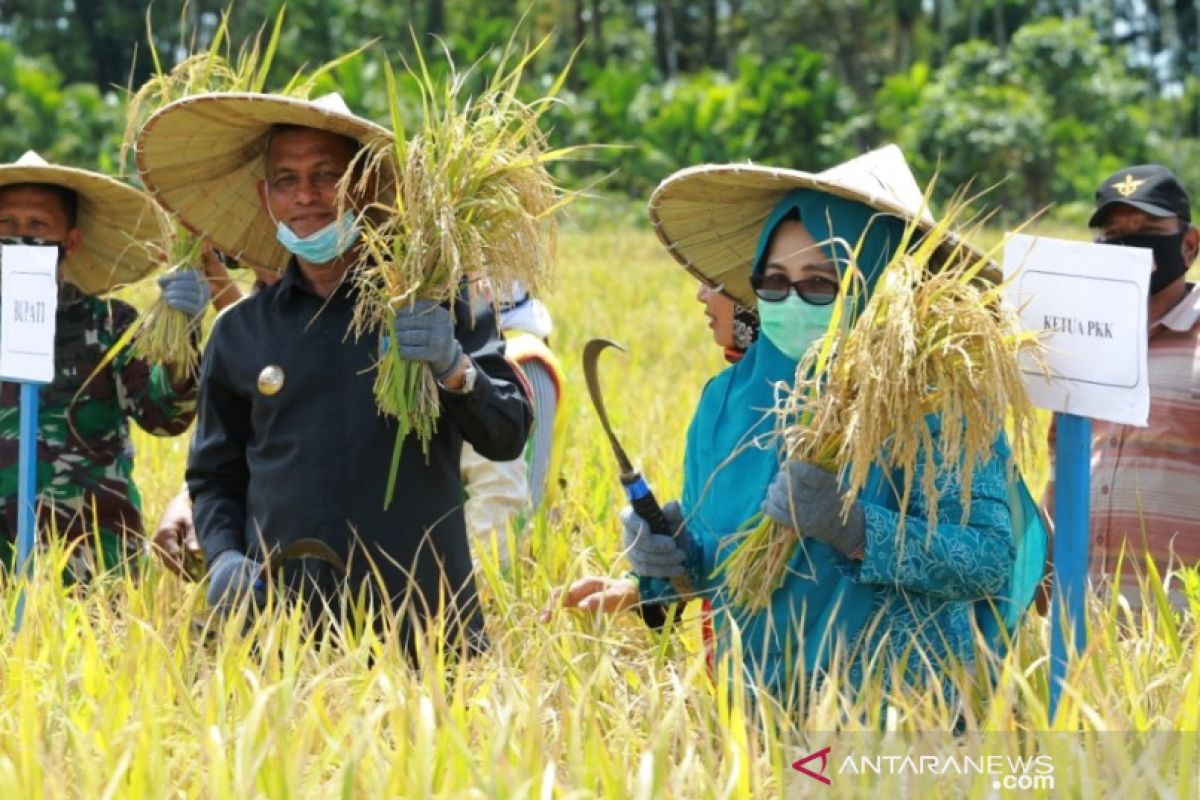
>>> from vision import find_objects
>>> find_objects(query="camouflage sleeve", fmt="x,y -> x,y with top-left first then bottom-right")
107,300 -> 198,436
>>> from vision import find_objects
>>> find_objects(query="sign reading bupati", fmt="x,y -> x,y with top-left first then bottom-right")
0,244 -> 58,384
1003,233 -> 1151,426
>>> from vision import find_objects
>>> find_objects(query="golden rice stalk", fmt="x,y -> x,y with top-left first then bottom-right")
120,6 -> 290,175
347,31 -> 587,499
120,7 -> 370,374
721,198 -> 1047,610
128,238 -> 205,377
119,8 -> 277,374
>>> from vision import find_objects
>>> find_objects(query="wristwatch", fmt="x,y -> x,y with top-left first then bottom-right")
439,358 -> 477,394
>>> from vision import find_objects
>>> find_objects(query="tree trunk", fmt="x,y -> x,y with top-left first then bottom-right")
589,0 -> 606,67
654,0 -> 677,79
427,0 -> 445,36
934,0 -> 950,66
704,0 -> 719,69
727,0 -> 742,70
1146,0 -> 1164,94
893,0 -> 922,73
573,0 -> 586,52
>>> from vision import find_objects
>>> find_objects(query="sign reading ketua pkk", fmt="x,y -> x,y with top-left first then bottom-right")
1003,233 -> 1151,426
0,244 -> 58,384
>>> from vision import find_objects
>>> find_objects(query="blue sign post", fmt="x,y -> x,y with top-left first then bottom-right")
1003,234 -> 1152,722
1048,413 -> 1092,720
13,382 -> 41,632
1,243 -> 59,634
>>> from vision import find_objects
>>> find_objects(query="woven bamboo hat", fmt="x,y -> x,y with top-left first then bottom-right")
0,151 -> 167,295
136,91 -> 391,271
649,145 -> 975,306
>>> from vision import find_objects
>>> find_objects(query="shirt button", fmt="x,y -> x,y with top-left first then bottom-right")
1100,485 -> 1110,495
1109,436 -> 1120,447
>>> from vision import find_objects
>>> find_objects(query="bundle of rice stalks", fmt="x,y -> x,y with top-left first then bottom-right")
347,34 -> 586,504
120,7 -> 365,376
721,202 -> 1047,610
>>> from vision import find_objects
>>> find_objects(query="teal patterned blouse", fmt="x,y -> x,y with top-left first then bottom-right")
640,404 -> 1020,699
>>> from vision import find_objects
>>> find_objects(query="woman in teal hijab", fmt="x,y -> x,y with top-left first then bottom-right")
545,155 -> 1045,706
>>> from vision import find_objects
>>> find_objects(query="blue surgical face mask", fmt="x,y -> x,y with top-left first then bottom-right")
274,210 -> 360,264
757,293 -> 835,361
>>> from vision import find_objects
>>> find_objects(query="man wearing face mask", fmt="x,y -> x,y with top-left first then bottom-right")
1043,164 -> 1200,612
137,93 -> 531,651
0,151 -> 205,580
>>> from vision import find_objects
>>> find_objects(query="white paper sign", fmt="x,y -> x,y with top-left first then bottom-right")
0,245 -> 59,384
1003,233 -> 1150,426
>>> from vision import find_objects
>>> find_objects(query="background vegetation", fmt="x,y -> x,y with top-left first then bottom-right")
3,1 -> 1200,220
3,2 -> 1200,796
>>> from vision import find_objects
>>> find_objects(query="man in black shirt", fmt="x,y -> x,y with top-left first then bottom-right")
138,93 -> 532,650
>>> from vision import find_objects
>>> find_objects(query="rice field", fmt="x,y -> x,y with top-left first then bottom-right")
1,218 -> 1198,798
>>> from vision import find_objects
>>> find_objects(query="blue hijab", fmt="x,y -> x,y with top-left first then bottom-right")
681,190 -> 1045,689
682,191 -> 905,685
685,189 -> 906,545
748,189 -> 904,287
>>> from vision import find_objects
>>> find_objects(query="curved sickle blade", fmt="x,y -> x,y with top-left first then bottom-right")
582,338 -> 635,476
259,538 -> 349,580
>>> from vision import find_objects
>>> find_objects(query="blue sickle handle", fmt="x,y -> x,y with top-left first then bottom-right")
621,472 -> 694,602
622,473 -> 673,538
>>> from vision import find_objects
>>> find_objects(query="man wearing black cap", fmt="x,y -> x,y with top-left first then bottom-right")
1045,164 -> 1200,612
1090,165 -> 1198,318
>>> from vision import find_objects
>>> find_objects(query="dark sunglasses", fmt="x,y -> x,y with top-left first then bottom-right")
749,272 -> 839,305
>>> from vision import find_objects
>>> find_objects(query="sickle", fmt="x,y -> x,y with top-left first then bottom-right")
190,539 -> 350,639
582,338 -> 636,477
580,337 -> 694,611
258,537 -> 349,583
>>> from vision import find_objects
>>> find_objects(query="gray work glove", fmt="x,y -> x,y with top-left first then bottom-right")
620,500 -> 697,579
762,461 -> 867,560
392,299 -> 463,380
158,268 -> 211,320
206,549 -> 266,612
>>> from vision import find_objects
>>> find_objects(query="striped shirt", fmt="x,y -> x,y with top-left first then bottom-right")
1065,282 -> 1200,602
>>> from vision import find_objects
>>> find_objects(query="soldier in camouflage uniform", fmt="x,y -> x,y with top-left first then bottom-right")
0,151 -> 208,581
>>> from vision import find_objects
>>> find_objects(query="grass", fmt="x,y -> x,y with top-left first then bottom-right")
2,219 -> 1199,798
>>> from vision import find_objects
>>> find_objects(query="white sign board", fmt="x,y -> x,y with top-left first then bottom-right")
1003,233 -> 1150,426
0,244 -> 58,384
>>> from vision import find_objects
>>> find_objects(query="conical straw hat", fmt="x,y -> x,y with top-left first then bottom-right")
649,145 -> 977,306
136,91 -> 392,271
0,151 -> 167,295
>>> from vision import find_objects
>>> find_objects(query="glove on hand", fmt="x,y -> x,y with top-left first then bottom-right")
761,461 -> 866,559
158,269 -> 211,320
392,299 -> 463,380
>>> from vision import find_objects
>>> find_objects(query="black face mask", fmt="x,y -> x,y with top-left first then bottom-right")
1101,230 -> 1189,295
0,234 -> 67,265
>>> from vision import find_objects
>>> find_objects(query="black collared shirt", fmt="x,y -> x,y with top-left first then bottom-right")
186,262 -> 531,641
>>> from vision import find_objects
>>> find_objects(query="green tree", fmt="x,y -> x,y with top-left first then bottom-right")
0,41 -> 123,170
883,17 -> 1152,217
